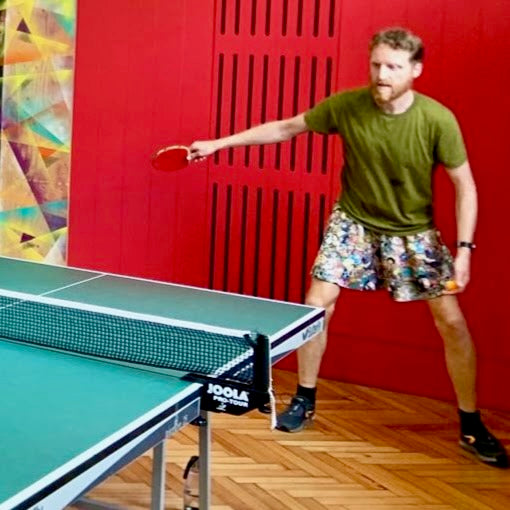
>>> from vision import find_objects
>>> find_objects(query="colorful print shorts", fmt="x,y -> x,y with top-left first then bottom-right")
311,205 -> 455,302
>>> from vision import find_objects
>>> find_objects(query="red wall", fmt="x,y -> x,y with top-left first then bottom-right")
68,0 -> 510,410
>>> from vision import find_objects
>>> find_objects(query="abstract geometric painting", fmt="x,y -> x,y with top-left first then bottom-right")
0,0 -> 75,263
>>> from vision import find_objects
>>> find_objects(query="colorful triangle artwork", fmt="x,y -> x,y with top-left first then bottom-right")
0,1 -> 76,263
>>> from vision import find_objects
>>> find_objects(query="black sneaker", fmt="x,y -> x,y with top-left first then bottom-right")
276,395 -> 315,432
460,426 -> 509,468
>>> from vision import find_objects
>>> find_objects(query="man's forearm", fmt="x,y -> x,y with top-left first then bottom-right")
447,162 -> 478,247
455,181 -> 478,245
451,170 -> 477,288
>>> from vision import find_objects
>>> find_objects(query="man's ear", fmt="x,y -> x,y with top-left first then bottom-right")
412,62 -> 423,78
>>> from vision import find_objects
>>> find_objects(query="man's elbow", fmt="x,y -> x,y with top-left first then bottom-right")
279,114 -> 308,140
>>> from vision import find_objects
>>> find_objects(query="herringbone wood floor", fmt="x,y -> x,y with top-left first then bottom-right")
84,369 -> 510,510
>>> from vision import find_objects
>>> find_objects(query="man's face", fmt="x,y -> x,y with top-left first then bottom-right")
369,44 -> 422,106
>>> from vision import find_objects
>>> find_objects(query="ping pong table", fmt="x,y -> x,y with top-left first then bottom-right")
0,256 -> 324,510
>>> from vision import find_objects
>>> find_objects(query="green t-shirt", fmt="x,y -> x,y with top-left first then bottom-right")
304,87 -> 467,234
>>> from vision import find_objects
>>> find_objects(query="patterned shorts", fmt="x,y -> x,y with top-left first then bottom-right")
311,205 -> 455,302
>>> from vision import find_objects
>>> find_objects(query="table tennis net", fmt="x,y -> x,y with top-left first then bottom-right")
0,295 -> 258,384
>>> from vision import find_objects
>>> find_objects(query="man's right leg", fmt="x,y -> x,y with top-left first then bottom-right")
298,278 -> 341,387
276,278 -> 340,432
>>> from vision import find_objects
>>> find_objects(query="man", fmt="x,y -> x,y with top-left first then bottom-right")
189,28 -> 508,468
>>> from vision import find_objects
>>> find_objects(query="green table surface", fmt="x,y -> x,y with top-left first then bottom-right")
0,339 -> 199,504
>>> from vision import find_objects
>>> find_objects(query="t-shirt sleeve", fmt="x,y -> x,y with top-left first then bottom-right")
435,109 -> 468,169
304,94 -> 342,134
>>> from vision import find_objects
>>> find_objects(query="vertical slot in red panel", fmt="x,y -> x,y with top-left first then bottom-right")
257,56 -> 270,168
222,185 -> 233,291
208,183 -> 219,289
214,54 -> 225,165
219,0 -> 228,35
274,56 -> 286,169
227,55 -> 239,166
296,0 -> 304,36
238,185 -> 249,293
328,0 -> 337,37
244,56 -> 255,166
301,193 -> 311,302
282,0 -> 289,36
264,0 -> 272,36
269,189 -> 280,298
250,0 -> 257,35
283,190 -> 294,301
313,0 -> 320,36
289,57 -> 301,170
252,187 -> 264,296
234,0 -> 241,34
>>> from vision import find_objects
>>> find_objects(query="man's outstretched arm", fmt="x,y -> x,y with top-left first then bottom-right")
189,114 -> 309,160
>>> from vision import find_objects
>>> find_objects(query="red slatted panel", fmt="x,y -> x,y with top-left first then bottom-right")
208,0 -> 340,306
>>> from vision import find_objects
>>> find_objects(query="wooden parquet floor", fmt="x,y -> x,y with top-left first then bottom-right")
85,369 -> 510,510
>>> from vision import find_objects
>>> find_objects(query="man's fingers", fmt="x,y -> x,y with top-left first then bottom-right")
189,155 -> 207,163
443,274 -> 469,295
189,141 -> 215,160
188,146 -> 204,160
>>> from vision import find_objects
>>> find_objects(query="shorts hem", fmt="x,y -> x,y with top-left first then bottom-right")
312,270 -> 449,302
391,289 -> 446,303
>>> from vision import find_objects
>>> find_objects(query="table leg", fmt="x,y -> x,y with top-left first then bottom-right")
151,440 -> 166,510
198,410 -> 211,510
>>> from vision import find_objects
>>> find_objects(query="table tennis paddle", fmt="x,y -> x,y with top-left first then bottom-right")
151,145 -> 190,171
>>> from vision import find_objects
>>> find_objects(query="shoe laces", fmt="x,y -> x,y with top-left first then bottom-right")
287,396 -> 312,416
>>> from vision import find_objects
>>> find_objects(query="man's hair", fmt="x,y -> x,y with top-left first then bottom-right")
370,27 -> 424,63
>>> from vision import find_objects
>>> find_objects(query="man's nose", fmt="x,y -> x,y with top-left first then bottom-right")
377,65 -> 390,81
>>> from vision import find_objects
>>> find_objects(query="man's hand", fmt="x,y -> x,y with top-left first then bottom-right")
189,140 -> 220,161
445,249 -> 471,294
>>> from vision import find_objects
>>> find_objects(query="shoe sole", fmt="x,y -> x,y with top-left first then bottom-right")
459,440 -> 509,468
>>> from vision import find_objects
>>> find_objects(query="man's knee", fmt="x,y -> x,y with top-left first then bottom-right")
306,293 -> 331,308
435,314 -> 468,336
305,281 -> 340,319
431,304 -> 470,341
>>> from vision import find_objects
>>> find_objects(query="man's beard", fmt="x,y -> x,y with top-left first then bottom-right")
370,79 -> 413,106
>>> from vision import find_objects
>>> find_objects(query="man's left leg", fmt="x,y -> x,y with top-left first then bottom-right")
428,294 -> 508,467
